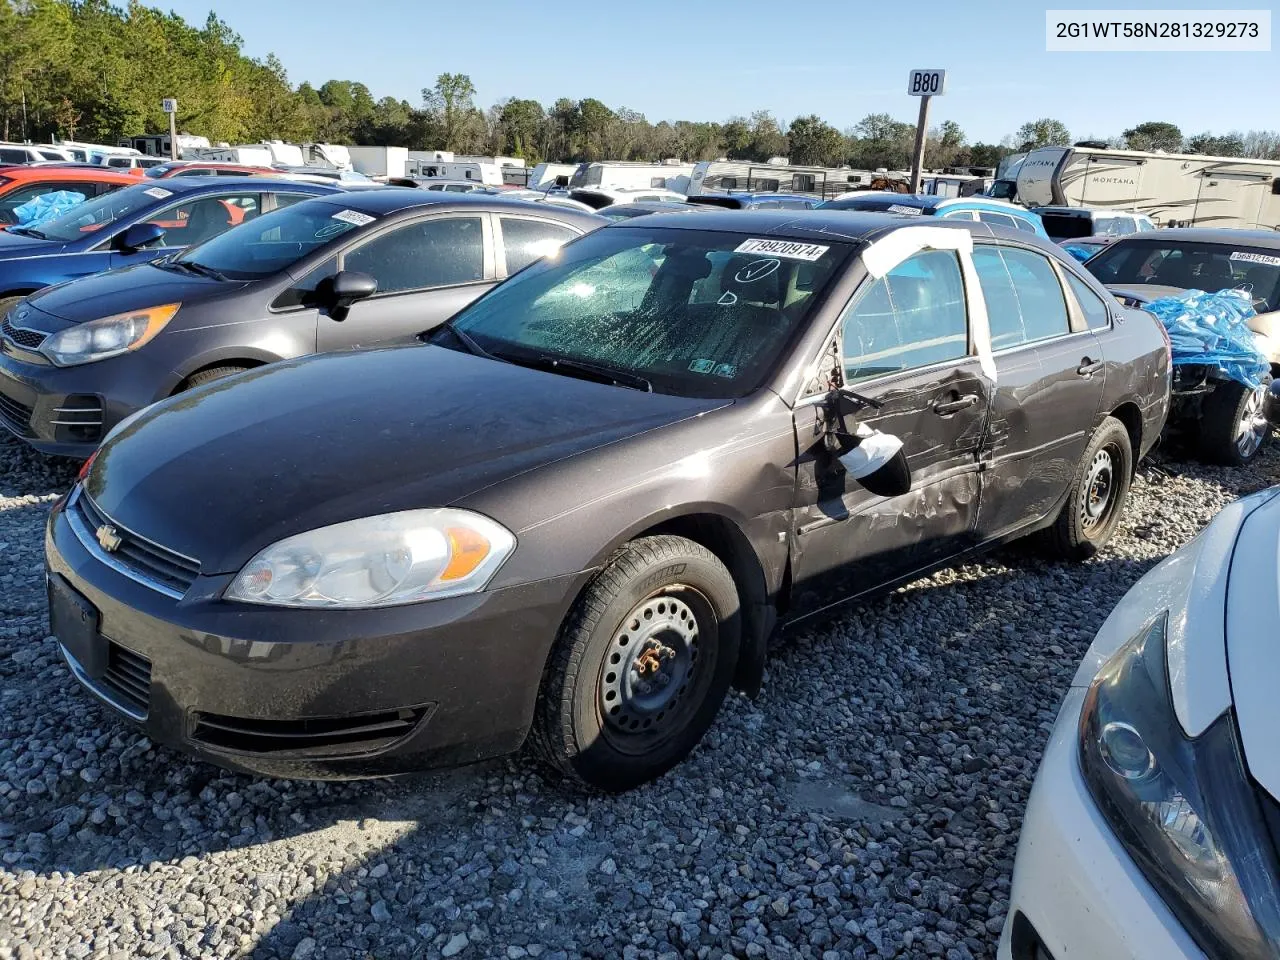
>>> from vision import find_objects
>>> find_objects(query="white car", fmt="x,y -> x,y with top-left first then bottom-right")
1001,484 -> 1280,960
567,186 -> 687,210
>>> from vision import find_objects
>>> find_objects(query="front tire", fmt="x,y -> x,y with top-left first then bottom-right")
1199,379 -> 1269,466
533,535 -> 741,791
175,364 -> 251,393
1041,416 -> 1133,561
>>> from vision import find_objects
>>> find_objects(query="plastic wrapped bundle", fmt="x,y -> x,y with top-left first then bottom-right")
13,190 -> 88,227
1143,288 -> 1269,388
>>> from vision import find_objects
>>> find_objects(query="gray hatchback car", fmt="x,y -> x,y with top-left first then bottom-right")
0,190 -> 604,455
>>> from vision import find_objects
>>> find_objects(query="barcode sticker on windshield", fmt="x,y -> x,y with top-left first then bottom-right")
331,209 -> 376,227
887,204 -> 923,216
144,187 -> 172,199
1230,251 -> 1280,267
734,238 -> 830,261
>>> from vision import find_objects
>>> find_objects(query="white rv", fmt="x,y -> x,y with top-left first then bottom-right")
409,160 -> 505,186
686,160 -> 877,200
119,133 -> 210,157
182,145 -> 276,167
526,162 -> 580,191
1017,145 -> 1280,229
348,145 -> 409,179
570,161 -> 694,194
302,143 -> 353,171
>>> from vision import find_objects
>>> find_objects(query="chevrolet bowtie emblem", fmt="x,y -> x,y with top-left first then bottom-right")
95,524 -> 122,553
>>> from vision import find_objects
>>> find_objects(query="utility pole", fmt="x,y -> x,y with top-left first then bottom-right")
907,70 -> 946,194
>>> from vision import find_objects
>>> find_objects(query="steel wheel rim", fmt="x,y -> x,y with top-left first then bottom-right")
1080,446 -> 1117,533
598,588 -> 714,751
1236,387 -> 1268,458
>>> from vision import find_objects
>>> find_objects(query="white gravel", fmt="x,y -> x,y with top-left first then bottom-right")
0,430 -> 1276,960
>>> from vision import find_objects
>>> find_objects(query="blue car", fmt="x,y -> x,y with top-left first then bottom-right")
688,192 -> 823,211
0,177 -> 341,313
818,193 -> 1049,239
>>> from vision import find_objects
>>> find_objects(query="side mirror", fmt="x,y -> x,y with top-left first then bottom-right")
323,270 -> 378,320
838,427 -> 912,497
114,221 -> 166,253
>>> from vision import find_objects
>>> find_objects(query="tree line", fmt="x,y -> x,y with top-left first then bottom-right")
3,0 -> 1279,169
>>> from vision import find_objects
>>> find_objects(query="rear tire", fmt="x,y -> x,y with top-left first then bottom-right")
1040,416 -> 1133,561
176,365 -> 251,393
533,535 -> 740,792
1198,379 -> 1270,466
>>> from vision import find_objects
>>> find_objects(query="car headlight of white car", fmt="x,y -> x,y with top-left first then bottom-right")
225,509 -> 516,608
1079,613 -> 1280,958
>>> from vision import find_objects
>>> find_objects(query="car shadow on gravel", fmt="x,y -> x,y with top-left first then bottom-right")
7,438 -> 1280,959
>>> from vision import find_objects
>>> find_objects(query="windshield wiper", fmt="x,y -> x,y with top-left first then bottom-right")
432,320 -> 498,360
526,354 -> 653,392
9,225 -> 47,239
173,260 -> 227,281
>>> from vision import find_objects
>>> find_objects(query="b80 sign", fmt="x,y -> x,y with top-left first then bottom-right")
907,69 -> 946,96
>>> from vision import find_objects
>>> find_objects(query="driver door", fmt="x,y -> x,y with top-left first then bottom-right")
789,249 -> 992,618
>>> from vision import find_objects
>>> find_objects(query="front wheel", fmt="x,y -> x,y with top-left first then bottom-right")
533,535 -> 741,791
1199,379 -> 1270,466
1040,416 -> 1133,561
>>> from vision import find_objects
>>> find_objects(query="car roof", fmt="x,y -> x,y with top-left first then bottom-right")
611,208 -> 967,242
1106,228 -> 1280,248
127,175 -> 335,194
1035,206 -> 1151,218
0,164 -> 136,181
301,186 -> 607,220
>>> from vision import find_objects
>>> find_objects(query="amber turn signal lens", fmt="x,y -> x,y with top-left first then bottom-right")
440,527 -> 492,581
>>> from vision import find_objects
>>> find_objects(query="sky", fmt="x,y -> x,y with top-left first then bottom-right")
157,0 -> 1276,143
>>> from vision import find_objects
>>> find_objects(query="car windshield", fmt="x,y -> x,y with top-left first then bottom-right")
34,183 -> 171,242
171,199 -> 361,281
1086,239 -> 1280,312
443,226 -> 851,398
819,196 -> 930,215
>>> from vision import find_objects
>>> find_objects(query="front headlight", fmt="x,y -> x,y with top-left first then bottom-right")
224,509 -> 516,608
40,303 -> 180,367
1080,614 -> 1280,958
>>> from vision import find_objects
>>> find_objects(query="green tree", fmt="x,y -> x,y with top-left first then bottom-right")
498,97 -> 544,160
1123,121 -> 1183,152
1014,118 -> 1071,150
850,113 -> 915,169
786,114 -> 844,166
423,72 -> 477,150
1185,132 -> 1245,156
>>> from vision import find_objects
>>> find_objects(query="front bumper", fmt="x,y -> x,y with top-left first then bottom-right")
999,687 -> 1205,960
45,494 -> 586,779
0,341 -> 175,457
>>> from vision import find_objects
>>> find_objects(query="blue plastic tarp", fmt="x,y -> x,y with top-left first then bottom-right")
1143,288 -> 1268,389
1061,243 -> 1096,263
13,190 -> 87,227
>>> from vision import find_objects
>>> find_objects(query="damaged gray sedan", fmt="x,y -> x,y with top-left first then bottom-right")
47,211 -> 1170,792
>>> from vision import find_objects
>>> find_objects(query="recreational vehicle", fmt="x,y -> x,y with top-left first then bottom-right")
182,145 -> 276,167
408,160 -> 506,186
348,145 -> 410,179
1017,145 -> 1280,229
119,134 -> 210,157
686,160 -> 879,200
569,161 -> 694,194
526,162 -> 580,191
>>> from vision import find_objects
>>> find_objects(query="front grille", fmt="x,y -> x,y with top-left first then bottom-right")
101,642 -> 151,715
0,388 -> 33,436
72,491 -> 200,597
191,706 -> 429,757
0,313 -> 46,349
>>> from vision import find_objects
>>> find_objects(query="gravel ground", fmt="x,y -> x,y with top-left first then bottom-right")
1,431 -> 1277,960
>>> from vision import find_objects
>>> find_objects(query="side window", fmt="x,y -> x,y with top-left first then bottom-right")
0,148 -> 28,164
1065,271 -> 1112,330
793,173 -> 816,192
977,211 -> 1017,228
107,157 -> 132,168
343,216 -> 484,294
1011,217 -> 1038,233
940,210 -> 976,221
273,257 -> 338,310
500,217 -> 577,273
721,177 -> 739,189
840,250 -> 969,381
971,245 -> 1072,349
145,192 -> 261,246
269,192 -> 311,211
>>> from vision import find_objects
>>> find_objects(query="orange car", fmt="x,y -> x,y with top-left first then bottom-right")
0,165 -> 137,225
144,160 -> 281,179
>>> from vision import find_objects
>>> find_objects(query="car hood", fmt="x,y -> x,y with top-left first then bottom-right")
85,346 -> 727,574
0,228 -> 70,259
28,261 -> 238,322
1224,489 -> 1280,803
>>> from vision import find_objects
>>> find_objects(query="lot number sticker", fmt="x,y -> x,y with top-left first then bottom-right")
735,238 -> 830,261
143,187 -> 172,199
331,209 -> 376,227
887,204 -> 923,216
1231,251 -> 1280,267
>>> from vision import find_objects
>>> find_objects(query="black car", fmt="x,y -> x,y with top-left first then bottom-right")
1083,228 -> 1280,465
0,190 -> 604,455
597,201 -> 712,221
45,212 -> 1170,791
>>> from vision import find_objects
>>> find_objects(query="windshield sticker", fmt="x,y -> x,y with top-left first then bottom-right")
887,204 -> 923,216
330,209 -> 376,227
713,362 -> 738,378
734,238 -> 830,261
1230,251 -> 1280,267
734,258 -> 780,283
314,221 -> 354,239
143,187 -> 172,200
688,359 -> 715,374
717,291 -> 738,306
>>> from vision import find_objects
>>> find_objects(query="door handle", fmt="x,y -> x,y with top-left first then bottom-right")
1077,358 -> 1104,377
933,393 -> 979,415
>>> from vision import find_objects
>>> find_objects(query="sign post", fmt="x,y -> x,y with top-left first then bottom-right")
162,98 -> 178,160
906,70 -> 945,194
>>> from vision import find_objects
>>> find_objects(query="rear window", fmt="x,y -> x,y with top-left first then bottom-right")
1087,239 -> 1280,312
1039,213 -> 1094,241
34,183 -> 170,241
